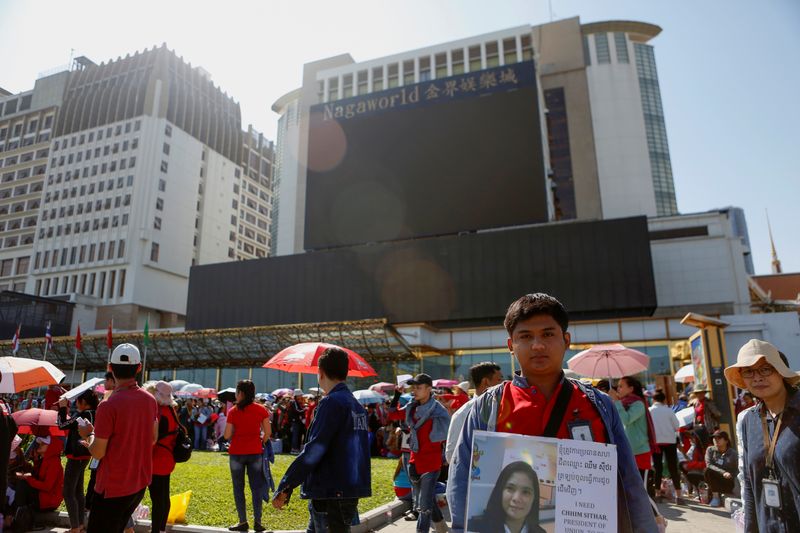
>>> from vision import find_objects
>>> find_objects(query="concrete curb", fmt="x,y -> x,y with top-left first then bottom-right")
42,499 -> 410,532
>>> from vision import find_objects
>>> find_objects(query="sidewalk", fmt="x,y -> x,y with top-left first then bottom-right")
375,500 -> 733,533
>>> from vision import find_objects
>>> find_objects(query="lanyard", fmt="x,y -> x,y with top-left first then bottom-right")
760,408 -> 784,473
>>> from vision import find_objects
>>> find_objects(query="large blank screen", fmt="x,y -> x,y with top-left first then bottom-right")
304,62 -> 548,250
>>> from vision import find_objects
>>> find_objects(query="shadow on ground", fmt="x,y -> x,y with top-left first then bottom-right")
657,501 -> 730,522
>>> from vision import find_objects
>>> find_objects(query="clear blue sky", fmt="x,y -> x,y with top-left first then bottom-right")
1,0 -> 798,274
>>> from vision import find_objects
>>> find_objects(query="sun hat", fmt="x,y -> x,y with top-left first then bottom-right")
293,388 -> 303,396
457,381 -> 470,393
153,381 -> 173,406
110,343 -> 141,365
724,339 -> 800,389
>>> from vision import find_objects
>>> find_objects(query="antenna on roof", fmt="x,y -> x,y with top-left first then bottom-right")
548,0 -> 554,22
766,209 -> 782,274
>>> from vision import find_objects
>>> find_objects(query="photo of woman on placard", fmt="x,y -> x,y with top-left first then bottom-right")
468,461 -> 545,533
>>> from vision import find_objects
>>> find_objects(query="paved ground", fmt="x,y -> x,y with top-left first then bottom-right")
375,500 -> 734,533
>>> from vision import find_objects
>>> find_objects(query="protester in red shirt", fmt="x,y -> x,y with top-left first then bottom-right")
224,380 -> 271,532
147,381 -> 180,533
14,435 -> 64,517
389,374 -> 450,533
79,344 -> 159,533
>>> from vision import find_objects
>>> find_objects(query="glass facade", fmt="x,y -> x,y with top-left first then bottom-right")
614,33 -> 629,63
594,33 -> 611,64
544,87 -> 577,220
635,43 -> 678,216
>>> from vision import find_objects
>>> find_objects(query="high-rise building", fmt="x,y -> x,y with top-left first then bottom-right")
1,46 -> 273,330
270,17 -> 680,255
0,72 -> 68,292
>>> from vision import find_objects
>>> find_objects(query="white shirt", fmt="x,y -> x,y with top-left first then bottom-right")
648,402 -> 680,445
445,397 -> 474,464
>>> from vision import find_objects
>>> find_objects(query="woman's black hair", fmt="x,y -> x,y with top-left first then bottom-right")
236,380 -> 256,410
477,461 -> 540,531
620,376 -> 645,398
77,389 -> 99,410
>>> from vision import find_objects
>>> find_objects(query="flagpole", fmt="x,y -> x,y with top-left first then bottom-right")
71,322 -> 80,388
142,314 -> 149,383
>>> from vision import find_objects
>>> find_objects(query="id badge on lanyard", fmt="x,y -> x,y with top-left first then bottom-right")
567,409 -> 595,442
760,409 -> 784,509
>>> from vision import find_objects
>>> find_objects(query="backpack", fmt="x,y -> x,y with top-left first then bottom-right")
159,408 -> 193,463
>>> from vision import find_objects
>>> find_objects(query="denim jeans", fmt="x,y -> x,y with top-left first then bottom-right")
292,421 -> 305,451
230,454 -> 266,525
194,424 -> 208,450
306,498 -> 359,533
408,464 -> 442,533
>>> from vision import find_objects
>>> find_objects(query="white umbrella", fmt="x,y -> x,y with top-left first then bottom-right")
180,383 -> 203,393
169,379 -> 190,390
60,377 -> 104,402
353,389 -> 386,405
0,357 -> 65,393
674,364 -> 694,383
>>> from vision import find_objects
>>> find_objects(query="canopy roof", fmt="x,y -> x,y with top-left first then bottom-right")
2,319 -> 413,371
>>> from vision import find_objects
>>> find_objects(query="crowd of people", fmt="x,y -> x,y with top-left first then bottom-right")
0,292 -> 798,533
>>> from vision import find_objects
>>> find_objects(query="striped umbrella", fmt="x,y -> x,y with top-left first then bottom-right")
0,357 -> 65,393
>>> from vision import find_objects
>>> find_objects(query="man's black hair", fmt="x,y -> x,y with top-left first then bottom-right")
318,347 -> 349,381
470,362 -> 502,388
104,371 -> 114,380
653,390 -> 666,403
504,293 -> 569,335
595,379 -> 611,393
110,363 -> 137,380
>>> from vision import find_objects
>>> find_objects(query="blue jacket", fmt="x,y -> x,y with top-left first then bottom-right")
446,375 -> 657,533
274,382 -> 371,500
741,391 -> 800,533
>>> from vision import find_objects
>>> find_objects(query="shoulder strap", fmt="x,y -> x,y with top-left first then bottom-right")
543,379 -> 573,438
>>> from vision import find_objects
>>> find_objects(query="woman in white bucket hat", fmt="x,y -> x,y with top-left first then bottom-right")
724,339 -> 800,532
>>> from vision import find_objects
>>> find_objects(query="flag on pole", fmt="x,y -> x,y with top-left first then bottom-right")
11,324 -> 21,354
45,321 -> 53,350
106,320 -> 113,349
143,316 -> 150,347
75,325 -> 82,351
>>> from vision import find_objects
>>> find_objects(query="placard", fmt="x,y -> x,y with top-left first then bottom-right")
466,431 -> 617,533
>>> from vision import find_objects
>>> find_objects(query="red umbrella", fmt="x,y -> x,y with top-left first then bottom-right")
432,379 -> 459,388
12,408 -> 65,436
192,388 -> 217,399
264,342 -> 377,377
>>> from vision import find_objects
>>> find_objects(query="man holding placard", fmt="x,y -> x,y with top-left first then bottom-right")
447,293 -> 656,533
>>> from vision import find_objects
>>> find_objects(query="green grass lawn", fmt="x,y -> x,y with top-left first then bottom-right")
62,453 -> 399,529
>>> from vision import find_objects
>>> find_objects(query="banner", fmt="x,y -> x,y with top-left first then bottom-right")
467,431 -> 617,533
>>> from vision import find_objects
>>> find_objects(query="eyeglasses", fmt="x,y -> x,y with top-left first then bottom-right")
740,366 -> 775,379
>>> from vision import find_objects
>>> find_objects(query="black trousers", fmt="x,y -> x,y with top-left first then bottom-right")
86,488 -> 146,533
149,474 -> 171,533
653,443 -> 681,491
704,469 -> 735,495
307,498 -> 359,533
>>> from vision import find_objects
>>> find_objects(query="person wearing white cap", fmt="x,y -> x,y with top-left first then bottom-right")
78,343 -> 159,533
724,339 -> 800,532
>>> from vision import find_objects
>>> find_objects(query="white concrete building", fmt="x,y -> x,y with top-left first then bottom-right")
5,47 -> 274,331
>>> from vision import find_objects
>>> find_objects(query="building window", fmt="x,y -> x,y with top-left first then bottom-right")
583,35 -> 591,66
485,41 -> 499,67
468,45 -> 481,71
0,259 -> 12,277
118,269 -> 126,296
150,242 -> 159,262
160,161 -> 168,173
165,124 -> 172,137
163,142 -> 170,155
595,33 -> 611,64
98,272 -> 106,299
158,179 -> 166,192
98,242 -> 105,260
154,217 -> 161,230
156,198 -> 164,211
615,33 -> 629,63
